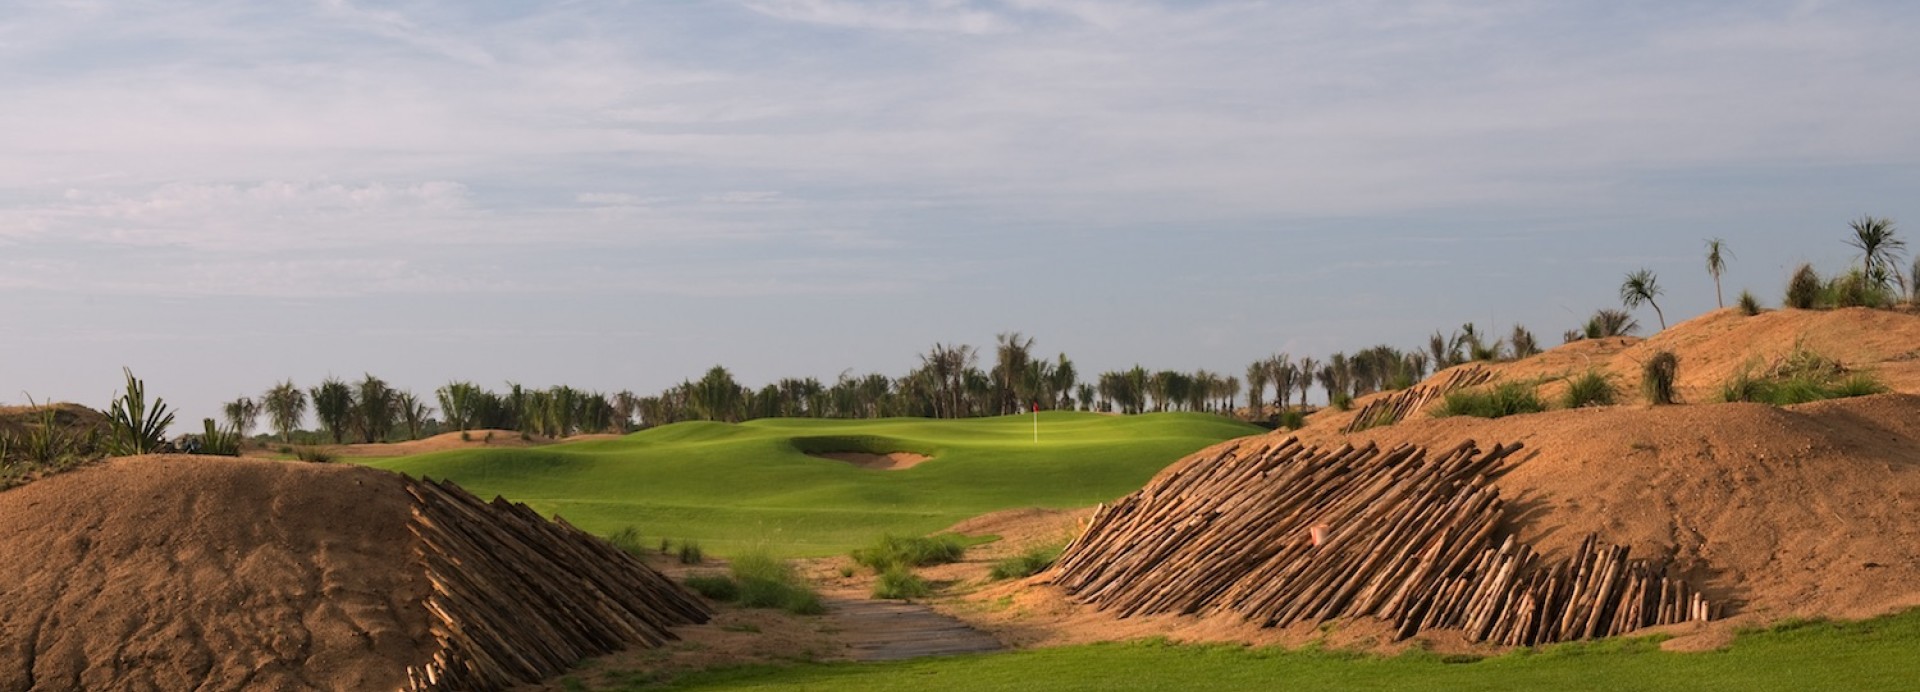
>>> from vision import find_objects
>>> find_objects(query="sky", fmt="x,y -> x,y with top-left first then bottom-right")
3,0 -> 1919,424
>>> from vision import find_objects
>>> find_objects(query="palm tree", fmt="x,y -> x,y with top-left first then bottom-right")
1293,356 -> 1317,407
396,390 -> 433,440
1244,361 -> 1269,418
354,374 -> 397,443
1846,216 -> 1906,292
993,332 -> 1036,415
223,396 -> 261,440
263,380 -> 307,443
1706,238 -> 1732,309
309,378 -> 355,444
1620,268 -> 1667,330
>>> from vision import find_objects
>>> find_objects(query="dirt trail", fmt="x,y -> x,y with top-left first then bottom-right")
824,596 -> 1002,661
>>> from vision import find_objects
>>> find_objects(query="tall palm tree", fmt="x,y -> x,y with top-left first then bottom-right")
1244,361 -> 1269,418
1705,238 -> 1731,309
1846,216 -> 1906,291
1293,356 -> 1317,407
309,378 -> 355,444
223,397 -> 260,440
993,332 -> 1036,415
1620,268 -> 1667,330
263,380 -> 307,443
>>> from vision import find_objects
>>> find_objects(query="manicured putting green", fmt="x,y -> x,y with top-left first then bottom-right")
640,611 -> 1920,691
365,412 -> 1260,556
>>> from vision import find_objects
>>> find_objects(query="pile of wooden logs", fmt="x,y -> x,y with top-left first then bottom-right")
1046,437 -> 1711,646
401,477 -> 711,691
1342,366 -> 1494,433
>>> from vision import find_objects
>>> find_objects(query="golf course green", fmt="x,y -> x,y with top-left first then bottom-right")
364,411 -> 1261,555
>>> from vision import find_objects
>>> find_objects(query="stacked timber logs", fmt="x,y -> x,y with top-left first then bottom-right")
1343,366 -> 1494,433
401,477 -> 711,691
1047,438 -> 1711,645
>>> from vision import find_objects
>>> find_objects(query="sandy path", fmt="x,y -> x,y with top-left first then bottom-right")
825,597 -> 1003,661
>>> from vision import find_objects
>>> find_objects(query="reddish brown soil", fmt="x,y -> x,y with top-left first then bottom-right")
0,455 -> 433,690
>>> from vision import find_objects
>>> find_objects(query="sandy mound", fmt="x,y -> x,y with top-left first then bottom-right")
805,451 -> 931,471
0,456 -> 707,691
1317,307 -> 1920,435
1292,393 -> 1920,625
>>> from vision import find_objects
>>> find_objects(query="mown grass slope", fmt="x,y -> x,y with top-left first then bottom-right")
365,412 -> 1259,556
640,610 -> 1920,692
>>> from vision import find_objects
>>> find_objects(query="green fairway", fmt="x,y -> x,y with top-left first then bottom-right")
364,412 -> 1260,556
636,611 -> 1920,692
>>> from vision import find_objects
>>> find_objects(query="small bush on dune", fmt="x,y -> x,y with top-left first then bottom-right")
990,543 -> 1065,581
1561,371 -> 1618,409
293,446 -> 335,463
1278,409 -> 1307,430
851,533 -> 967,572
199,418 -> 241,457
1434,382 -> 1544,419
1738,290 -> 1763,316
730,549 -> 825,615
1330,393 -> 1354,411
1642,351 -> 1680,405
1785,264 -> 1822,309
871,565 -> 932,600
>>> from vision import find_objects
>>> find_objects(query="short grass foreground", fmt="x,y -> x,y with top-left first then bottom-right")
365,412 -> 1258,556
638,610 -> 1920,692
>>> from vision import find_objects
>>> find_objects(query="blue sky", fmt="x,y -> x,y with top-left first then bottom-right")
3,0 -> 1918,423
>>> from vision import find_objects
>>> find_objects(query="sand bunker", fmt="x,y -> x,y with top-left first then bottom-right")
806,451 -> 932,471
0,456 -> 708,691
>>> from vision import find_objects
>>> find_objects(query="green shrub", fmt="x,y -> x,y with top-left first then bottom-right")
730,549 -> 825,615
990,544 -> 1064,580
606,526 -> 646,557
1823,269 -> 1894,308
1330,393 -> 1353,411
1720,348 -> 1887,405
1738,290 -> 1762,316
872,565 -> 932,600
293,446 -> 335,463
678,540 -> 705,564
851,533 -> 967,572
1642,351 -> 1680,405
1278,409 -> 1307,430
1434,382 -> 1544,419
17,397 -> 81,466
683,573 -> 740,601
1561,371 -> 1618,409
1786,264 -> 1821,309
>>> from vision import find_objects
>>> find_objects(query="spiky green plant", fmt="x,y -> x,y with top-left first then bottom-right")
1434,382 -> 1544,419
1642,351 -> 1680,405
1846,215 -> 1906,292
199,418 -> 241,456
1584,309 -> 1639,339
16,396 -> 81,467
106,368 -> 174,456
1620,268 -> 1667,330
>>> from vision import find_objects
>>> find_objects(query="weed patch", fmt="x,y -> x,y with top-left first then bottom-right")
1434,383 -> 1544,419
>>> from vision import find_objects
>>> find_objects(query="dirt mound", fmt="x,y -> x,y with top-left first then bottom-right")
1315,307 -> 1920,434
0,456 -> 707,691
1292,393 -> 1920,625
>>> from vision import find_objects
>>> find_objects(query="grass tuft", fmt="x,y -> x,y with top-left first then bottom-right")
850,533 -> 967,572
731,549 -> 825,615
1720,347 -> 1887,405
294,446 -> 335,463
1561,370 -> 1618,409
871,564 -> 932,600
1786,263 -> 1822,309
678,540 -> 706,564
606,526 -> 646,557
1738,289 -> 1763,316
1434,382 -> 1544,419
990,543 -> 1064,580
1642,351 -> 1680,405
683,573 -> 740,601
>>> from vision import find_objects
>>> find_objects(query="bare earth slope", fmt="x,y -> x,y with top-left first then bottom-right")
0,456 -> 432,690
